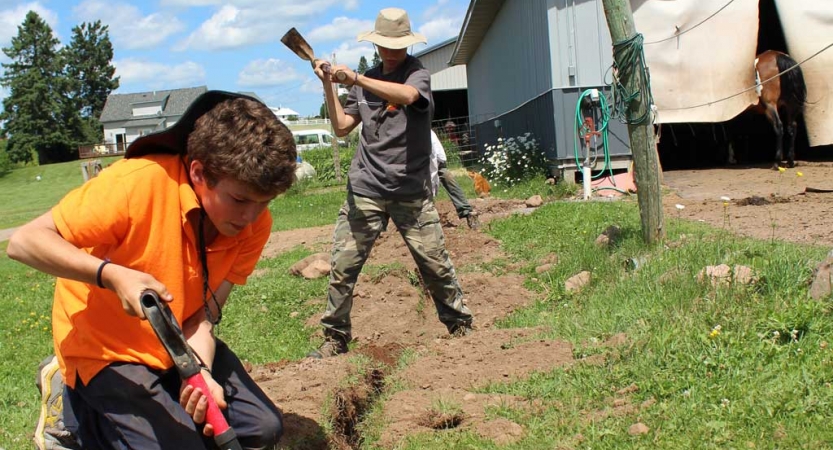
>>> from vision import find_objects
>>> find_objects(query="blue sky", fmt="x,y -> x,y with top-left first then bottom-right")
0,0 -> 470,117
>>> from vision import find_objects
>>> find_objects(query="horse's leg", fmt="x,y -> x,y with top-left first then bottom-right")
764,104 -> 784,169
786,117 -> 797,168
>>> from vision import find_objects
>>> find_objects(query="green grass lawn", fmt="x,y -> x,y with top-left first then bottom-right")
392,201 -> 833,449
0,157 -> 121,229
3,167 -> 833,449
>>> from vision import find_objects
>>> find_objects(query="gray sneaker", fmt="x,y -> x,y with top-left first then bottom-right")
34,355 -> 79,450
306,335 -> 349,359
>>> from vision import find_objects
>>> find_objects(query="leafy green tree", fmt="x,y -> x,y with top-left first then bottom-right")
62,20 -> 119,143
319,94 -> 349,119
357,56 -> 369,74
371,51 -> 381,68
1,11 -> 75,164
0,138 -> 10,175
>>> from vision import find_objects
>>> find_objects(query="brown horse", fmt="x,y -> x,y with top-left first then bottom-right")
748,50 -> 807,169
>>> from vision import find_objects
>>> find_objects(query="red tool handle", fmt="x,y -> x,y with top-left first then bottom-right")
185,372 -> 242,450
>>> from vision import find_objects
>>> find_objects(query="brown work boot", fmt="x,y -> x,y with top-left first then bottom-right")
306,334 -> 349,359
465,212 -> 480,230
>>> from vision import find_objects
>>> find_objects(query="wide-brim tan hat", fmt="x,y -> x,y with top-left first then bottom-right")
357,8 -> 427,49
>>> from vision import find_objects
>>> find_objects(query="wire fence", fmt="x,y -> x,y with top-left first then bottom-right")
431,116 -> 480,167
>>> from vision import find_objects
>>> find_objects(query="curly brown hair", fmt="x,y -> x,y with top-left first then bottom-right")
187,98 -> 297,196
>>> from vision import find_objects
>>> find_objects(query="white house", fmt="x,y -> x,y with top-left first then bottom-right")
99,86 -> 208,151
270,106 -> 300,123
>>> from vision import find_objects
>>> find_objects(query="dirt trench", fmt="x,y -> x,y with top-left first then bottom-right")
248,198 -> 606,449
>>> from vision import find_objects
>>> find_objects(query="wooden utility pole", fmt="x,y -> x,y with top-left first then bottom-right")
601,0 -> 664,244
329,53 -> 343,183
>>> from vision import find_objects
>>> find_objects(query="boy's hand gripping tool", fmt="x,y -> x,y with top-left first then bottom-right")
140,289 -> 242,450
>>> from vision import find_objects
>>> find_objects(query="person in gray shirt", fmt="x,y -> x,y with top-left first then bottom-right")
307,7 -> 474,358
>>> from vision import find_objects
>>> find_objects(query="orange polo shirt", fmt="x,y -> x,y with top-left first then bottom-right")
51,154 -> 272,388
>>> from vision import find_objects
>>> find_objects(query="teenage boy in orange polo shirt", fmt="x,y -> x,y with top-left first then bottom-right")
8,91 -> 297,449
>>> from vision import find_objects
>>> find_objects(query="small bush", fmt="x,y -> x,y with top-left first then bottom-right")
480,133 -> 547,187
300,146 -> 355,183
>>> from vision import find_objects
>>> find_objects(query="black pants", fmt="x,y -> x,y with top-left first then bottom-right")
438,162 -> 473,219
64,340 -> 282,449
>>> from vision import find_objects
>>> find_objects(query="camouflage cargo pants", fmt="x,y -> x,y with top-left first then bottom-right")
320,192 -> 473,341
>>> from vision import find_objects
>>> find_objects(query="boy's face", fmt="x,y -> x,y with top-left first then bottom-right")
377,45 -> 407,72
190,161 -> 275,236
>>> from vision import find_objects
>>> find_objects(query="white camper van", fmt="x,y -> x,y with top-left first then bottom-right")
291,129 -> 346,152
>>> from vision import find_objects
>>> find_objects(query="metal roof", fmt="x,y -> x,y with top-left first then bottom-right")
450,0 -> 506,65
99,86 -> 208,123
413,36 -> 457,58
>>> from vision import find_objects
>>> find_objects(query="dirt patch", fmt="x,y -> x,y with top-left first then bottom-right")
251,197 -> 581,448
663,161 -> 833,247
249,164 -> 833,448
734,195 -> 790,206
261,225 -> 333,259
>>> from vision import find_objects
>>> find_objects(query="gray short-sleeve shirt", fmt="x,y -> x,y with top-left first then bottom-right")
343,55 -> 434,200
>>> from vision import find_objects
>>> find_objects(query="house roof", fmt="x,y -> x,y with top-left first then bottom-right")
99,86 -> 208,124
238,91 -> 264,102
270,106 -> 299,116
413,36 -> 457,58
123,117 -> 166,128
450,0 -> 506,65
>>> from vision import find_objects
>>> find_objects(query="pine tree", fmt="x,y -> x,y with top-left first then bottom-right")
371,51 -> 381,68
62,20 -> 119,143
1,11 -> 74,164
357,56 -> 369,75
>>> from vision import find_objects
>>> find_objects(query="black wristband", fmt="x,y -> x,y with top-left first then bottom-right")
96,260 -> 111,289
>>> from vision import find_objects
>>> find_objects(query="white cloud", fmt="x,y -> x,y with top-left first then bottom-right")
159,0 -> 219,5
174,0 -> 355,51
299,78 -> 322,95
308,17 -> 372,43
0,3 -> 59,48
418,16 -> 461,46
174,4 -> 265,51
73,0 -> 185,50
343,0 -> 359,11
113,58 -> 206,89
422,0 -> 453,19
417,0 -> 465,45
237,58 -> 303,87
